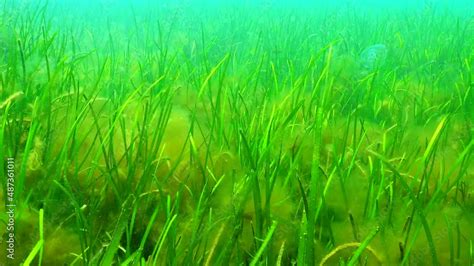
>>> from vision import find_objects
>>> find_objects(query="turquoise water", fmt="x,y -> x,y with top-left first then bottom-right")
1,0 -> 473,265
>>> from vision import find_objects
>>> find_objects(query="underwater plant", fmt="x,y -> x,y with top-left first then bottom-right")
0,1 -> 473,265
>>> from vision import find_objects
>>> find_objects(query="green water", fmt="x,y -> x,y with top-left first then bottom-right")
0,1 -> 473,265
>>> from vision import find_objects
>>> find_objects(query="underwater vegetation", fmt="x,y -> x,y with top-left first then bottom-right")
0,1 -> 473,265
